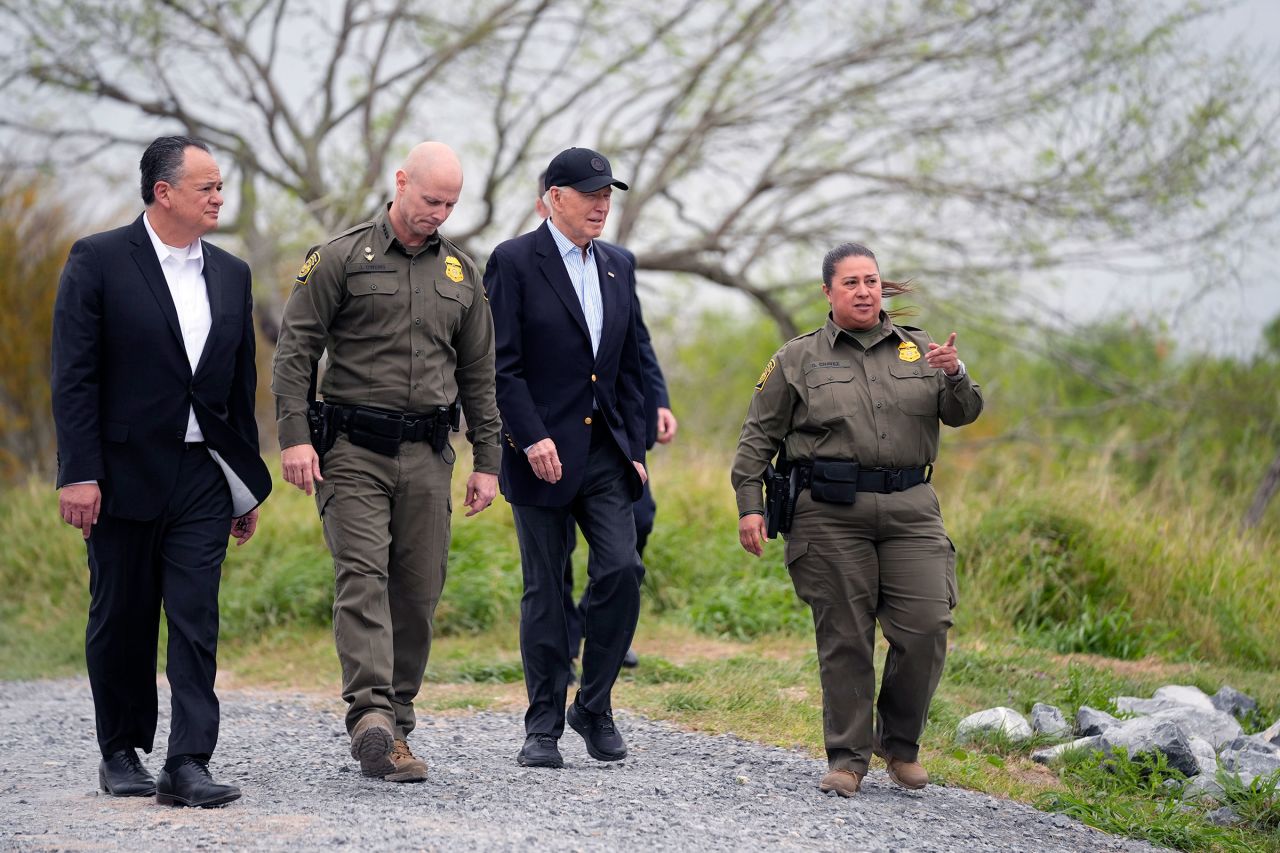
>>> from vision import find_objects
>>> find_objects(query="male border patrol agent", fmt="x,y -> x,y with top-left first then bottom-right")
731,242 -> 982,798
272,141 -> 500,783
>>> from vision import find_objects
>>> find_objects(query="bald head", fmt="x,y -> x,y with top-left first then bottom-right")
389,141 -> 463,248
403,141 -> 463,186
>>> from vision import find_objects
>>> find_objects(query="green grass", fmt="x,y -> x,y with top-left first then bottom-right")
5,310 -> 1280,850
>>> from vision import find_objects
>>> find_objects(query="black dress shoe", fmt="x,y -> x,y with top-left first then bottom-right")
622,647 -> 639,668
156,757 -> 241,808
517,733 -> 564,768
566,699 -> 627,761
99,749 -> 156,797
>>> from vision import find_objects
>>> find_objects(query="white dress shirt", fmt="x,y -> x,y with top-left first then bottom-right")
143,211 -> 210,442
546,217 -> 603,357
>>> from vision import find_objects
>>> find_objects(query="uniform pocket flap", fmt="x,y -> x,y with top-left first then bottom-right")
344,270 -> 400,296
888,360 -> 938,379
434,278 -> 474,308
803,360 -> 854,388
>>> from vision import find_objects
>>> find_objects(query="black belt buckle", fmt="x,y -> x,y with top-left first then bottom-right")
882,468 -> 903,493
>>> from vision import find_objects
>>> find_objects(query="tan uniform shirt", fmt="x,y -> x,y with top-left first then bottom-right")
731,313 -> 983,516
271,206 -> 501,473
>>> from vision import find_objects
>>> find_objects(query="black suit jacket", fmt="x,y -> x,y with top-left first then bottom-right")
51,214 -> 271,521
485,222 -> 646,507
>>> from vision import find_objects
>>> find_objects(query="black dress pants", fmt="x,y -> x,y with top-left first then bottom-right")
85,446 -> 232,759
512,429 -> 644,737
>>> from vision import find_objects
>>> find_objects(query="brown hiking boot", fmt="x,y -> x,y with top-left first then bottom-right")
350,712 -> 395,778
818,769 -> 863,798
886,757 -> 929,790
384,739 -> 428,783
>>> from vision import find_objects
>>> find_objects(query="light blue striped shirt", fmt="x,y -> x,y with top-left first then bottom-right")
546,218 -> 603,357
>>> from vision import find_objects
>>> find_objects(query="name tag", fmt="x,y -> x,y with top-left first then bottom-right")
345,263 -> 397,274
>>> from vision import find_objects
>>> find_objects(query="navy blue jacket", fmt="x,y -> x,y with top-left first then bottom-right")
51,214 -> 271,520
485,222 -> 646,507
602,242 -> 669,450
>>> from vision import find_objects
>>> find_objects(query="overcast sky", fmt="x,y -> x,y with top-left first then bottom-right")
1047,0 -> 1280,358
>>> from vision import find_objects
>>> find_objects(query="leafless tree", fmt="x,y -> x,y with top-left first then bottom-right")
3,0 -> 1276,339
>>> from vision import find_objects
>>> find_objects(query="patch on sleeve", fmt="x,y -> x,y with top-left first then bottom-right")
295,250 -> 320,286
754,357 -> 777,392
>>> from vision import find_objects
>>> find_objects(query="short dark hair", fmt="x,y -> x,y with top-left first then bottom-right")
821,241 -> 913,299
140,136 -> 210,205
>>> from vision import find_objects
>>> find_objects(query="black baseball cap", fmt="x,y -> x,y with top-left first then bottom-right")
543,147 -> 629,193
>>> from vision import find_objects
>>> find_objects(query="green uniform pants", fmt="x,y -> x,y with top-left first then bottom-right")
315,433 -> 452,738
784,483 -> 957,775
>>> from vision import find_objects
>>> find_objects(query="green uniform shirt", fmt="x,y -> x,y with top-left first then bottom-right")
731,313 -> 983,516
271,205 -> 501,473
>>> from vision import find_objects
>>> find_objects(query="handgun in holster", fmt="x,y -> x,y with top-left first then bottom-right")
429,401 -> 461,454
763,443 -> 797,540
305,360 -> 339,463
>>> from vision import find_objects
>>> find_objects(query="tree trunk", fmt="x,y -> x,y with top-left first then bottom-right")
1242,448 -> 1280,529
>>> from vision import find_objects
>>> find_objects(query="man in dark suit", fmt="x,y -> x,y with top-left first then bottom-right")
533,173 -> 679,674
51,136 -> 271,808
485,147 -> 647,769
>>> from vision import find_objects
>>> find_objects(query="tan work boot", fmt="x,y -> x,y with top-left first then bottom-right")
384,739 -> 428,783
886,757 -> 929,790
818,769 -> 863,798
350,712 -> 395,778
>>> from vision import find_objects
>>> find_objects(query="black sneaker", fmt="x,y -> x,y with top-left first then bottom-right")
517,733 -> 564,768
566,699 -> 627,761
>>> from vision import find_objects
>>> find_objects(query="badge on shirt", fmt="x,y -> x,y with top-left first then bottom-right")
444,255 -> 465,283
754,357 -> 776,392
295,250 -> 320,286
898,341 -> 921,363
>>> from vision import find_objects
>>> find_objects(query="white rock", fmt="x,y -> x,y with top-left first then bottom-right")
1152,685 -> 1216,712
1030,736 -> 1102,765
1187,736 -> 1218,777
1147,707 -> 1243,751
1261,718 -> 1280,747
1098,716 -> 1198,777
955,707 -> 1033,744
1030,703 -> 1071,738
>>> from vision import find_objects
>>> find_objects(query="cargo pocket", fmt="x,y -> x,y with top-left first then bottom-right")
945,536 -> 958,610
784,539 -> 824,607
315,481 -> 346,557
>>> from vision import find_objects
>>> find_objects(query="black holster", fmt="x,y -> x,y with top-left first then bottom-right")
306,400 -> 340,461
763,446 -> 797,539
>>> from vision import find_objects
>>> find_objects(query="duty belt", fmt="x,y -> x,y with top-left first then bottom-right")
324,402 -> 460,458
795,458 -> 932,503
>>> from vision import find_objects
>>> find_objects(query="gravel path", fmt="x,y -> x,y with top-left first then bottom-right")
0,679 -> 1166,852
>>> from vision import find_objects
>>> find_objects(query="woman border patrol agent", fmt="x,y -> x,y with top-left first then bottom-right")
731,242 -> 983,798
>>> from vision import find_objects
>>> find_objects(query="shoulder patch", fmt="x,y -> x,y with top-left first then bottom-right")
754,357 -> 777,392
295,250 -> 320,285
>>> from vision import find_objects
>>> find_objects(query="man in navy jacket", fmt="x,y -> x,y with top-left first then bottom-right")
533,172 -> 678,673
486,147 -> 647,768
51,136 -> 270,807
